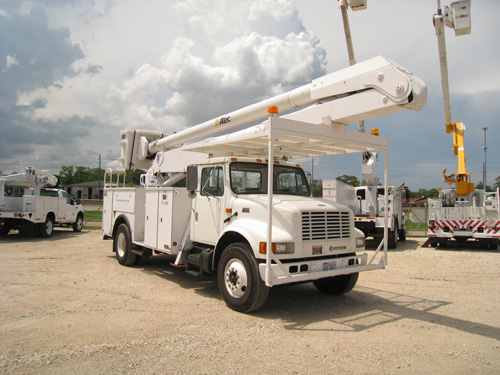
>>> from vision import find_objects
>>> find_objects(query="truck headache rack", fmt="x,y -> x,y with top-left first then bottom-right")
104,168 -> 126,188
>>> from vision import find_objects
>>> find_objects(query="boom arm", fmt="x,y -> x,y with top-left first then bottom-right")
119,56 -> 427,170
1,167 -> 58,206
434,0 -> 473,196
0,167 -> 58,189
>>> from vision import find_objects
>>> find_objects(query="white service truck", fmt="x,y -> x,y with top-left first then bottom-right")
426,0 -> 500,249
0,167 -> 84,237
427,188 -> 500,249
102,56 -> 427,312
323,151 -> 408,249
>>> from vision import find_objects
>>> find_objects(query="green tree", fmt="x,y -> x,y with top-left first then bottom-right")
336,174 -> 360,187
311,179 -> 322,197
411,187 -> 439,198
475,181 -> 494,192
494,176 -> 500,190
86,167 -> 105,182
59,165 -> 76,185
125,169 -> 144,186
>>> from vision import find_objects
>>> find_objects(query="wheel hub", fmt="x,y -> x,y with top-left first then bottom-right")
116,233 -> 126,258
224,259 -> 248,299
228,270 -> 238,285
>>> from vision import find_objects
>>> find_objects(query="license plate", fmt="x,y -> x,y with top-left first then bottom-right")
322,261 -> 336,271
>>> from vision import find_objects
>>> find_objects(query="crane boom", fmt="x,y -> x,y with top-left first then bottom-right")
119,56 -> 426,171
434,0 -> 473,196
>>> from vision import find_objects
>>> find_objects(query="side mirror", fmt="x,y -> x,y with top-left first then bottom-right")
186,165 -> 197,198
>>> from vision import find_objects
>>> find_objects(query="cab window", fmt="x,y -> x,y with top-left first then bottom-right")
61,191 -> 73,204
201,167 -> 224,197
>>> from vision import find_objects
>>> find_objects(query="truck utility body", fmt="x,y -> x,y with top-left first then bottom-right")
323,179 -> 407,248
427,188 -> 500,249
323,148 -> 407,248
1,168 -> 84,237
102,56 -> 427,312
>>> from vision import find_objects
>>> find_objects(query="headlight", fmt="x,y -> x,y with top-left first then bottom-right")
259,242 -> 294,254
356,237 -> 365,248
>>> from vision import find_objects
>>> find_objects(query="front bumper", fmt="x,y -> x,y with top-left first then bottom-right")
259,252 -> 385,286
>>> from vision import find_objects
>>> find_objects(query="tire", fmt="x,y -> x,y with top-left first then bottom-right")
217,243 -> 269,313
39,216 -> 54,238
72,214 -> 83,232
399,229 -> 406,242
388,228 -> 398,249
0,226 -> 10,236
490,243 -> 498,250
114,223 -> 137,266
313,272 -> 359,295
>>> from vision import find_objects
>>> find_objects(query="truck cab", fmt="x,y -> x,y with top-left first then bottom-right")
187,157 -> 365,267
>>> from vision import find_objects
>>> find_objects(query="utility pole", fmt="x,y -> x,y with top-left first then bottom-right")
481,126 -> 487,191
98,154 -> 102,199
338,0 -> 366,133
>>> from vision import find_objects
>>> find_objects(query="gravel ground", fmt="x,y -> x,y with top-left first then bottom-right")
1,229 -> 499,374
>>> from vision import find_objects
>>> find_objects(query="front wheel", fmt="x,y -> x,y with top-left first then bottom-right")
313,272 -> 359,295
217,243 -> 269,313
72,214 -> 83,232
39,216 -> 54,238
114,223 -> 137,266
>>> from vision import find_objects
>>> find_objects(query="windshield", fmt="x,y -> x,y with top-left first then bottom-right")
230,162 -> 310,196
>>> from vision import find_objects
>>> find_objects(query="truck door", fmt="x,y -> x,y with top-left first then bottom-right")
192,165 -> 225,245
61,190 -> 77,223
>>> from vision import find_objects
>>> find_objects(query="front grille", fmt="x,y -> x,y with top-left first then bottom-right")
302,211 -> 350,241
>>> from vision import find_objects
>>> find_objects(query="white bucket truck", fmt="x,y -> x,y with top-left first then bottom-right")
323,151 -> 408,249
426,1 -> 499,249
0,167 -> 84,237
102,56 -> 427,312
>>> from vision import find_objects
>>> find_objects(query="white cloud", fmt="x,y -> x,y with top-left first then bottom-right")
4,54 -> 19,70
109,0 -> 327,134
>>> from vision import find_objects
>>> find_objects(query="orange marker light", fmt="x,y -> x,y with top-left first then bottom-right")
268,106 -> 279,115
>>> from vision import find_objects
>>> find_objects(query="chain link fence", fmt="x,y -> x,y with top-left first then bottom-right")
404,206 -> 428,237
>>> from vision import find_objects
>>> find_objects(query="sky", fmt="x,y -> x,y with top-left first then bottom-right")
0,0 -> 499,191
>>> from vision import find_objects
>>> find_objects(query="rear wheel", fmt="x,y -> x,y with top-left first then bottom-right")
218,243 -> 269,313
39,216 -> 54,238
114,223 -> 136,266
314,272 -> 359,295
